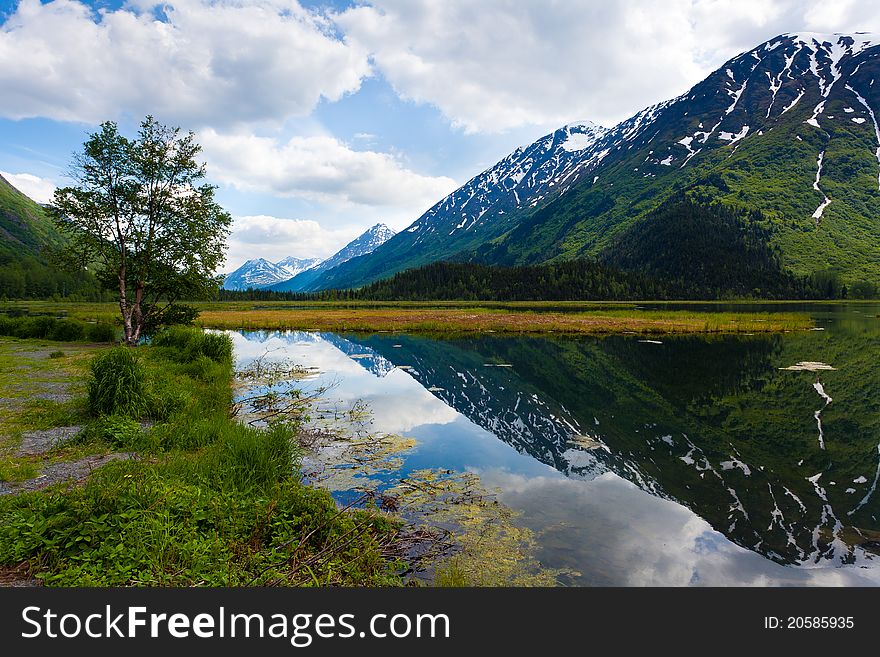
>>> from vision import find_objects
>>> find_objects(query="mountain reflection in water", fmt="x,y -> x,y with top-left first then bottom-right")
227,303 -> 880,585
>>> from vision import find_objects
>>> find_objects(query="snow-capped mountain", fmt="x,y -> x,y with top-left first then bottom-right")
308,32 -> 880,291
224,256 -> 322,290
406,120 -> 608,237
270,223 -> 396,292
275,256 -> 323,279
307,122 -> 610,291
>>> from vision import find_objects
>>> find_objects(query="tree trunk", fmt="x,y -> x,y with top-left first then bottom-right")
119,270 -> 135,346
130,283 -> 146,345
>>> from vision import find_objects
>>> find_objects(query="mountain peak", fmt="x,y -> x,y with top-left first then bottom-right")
365,223 -> 396,239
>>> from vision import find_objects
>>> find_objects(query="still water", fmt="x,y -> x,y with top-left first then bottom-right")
227,303 -> 880,586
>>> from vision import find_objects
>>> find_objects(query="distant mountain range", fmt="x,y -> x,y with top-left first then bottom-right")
222,223 -> 395,291
296,32 -> 880,292
223,256 -> 322,290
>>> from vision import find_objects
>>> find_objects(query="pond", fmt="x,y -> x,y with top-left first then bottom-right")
226,303 -> 880,586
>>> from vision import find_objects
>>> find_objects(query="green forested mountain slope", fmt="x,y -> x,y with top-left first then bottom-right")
0,174 -> 101,299
311,33 -> 880,292
0,173 -> 61,255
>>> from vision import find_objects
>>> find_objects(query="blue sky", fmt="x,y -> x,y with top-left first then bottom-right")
1,0 -> 878,271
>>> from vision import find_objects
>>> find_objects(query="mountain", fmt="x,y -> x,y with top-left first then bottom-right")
223,258 -> 312,290
0,174 -> 102,299
308,122 -> 610,290
0,173 -> 61,256
308,33 -> 880,292
269,223 -> 396,292
275,256 -> 323,279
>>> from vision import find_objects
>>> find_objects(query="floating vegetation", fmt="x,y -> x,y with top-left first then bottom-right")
305,431 -> 418,493
778,361 -> 837,371
391,470 -> 575,586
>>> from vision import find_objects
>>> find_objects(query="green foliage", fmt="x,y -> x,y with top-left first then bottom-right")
50,117 -> 232,344
601,196 -> 823,299
86,322 -> 117,342
48,350 -> 65,359
0,455 -> 402,586
0,174 -> 108,301
343,260 -> 667,301
848,279 -> 879,299
48,318 -> 86,342
200,422 -> 296,493
152,326 -> 233,366
140,303 -> 200,336
87,347 -> 148,418
80,415 -> 143,449
0,314 -> 116,343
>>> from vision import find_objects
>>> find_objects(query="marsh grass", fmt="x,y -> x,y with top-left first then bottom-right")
2,299 -> 821,336
194,307 -> 812,335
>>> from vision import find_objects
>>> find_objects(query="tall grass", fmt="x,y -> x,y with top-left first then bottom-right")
152,326 -> 233,365
87,347 -> 148,418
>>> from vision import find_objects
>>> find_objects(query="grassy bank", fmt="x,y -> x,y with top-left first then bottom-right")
0,328 -> 405,586
195,307 -> 812,334
1,299 -> 820,334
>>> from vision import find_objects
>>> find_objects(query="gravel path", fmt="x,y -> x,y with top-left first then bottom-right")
0,452 -> 136,496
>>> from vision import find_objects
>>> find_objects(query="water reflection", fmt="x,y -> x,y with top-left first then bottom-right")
227,303 -> 880,585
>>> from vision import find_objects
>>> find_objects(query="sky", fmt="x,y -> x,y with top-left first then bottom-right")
1,0 -> 879,272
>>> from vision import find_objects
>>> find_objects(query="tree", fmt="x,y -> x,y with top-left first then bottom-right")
51,117 -> 232,345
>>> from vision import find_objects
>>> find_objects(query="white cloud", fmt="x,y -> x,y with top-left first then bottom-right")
336,0 -> 880,132
0,0 -> 370,127
200,129 -> 457,210
224,215 -> 362,272
0,170 -> 56,203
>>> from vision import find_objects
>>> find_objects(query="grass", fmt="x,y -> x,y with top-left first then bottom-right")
0,337 -> 99,482
0,327 -> 407,586
1,299 -> 819,335
194,306 -> 813,334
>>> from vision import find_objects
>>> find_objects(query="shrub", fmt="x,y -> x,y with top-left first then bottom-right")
49,351 -> 65,359
0,316 -> 15,336
86,323 -> 117,343
153,326 -> 233,366
87,347 -> 148,418
49,319 -> 86,342
0,315 -> 116,343
13,316 -> 57,339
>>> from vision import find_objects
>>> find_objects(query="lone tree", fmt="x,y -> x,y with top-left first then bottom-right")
51,117 -> 232,345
